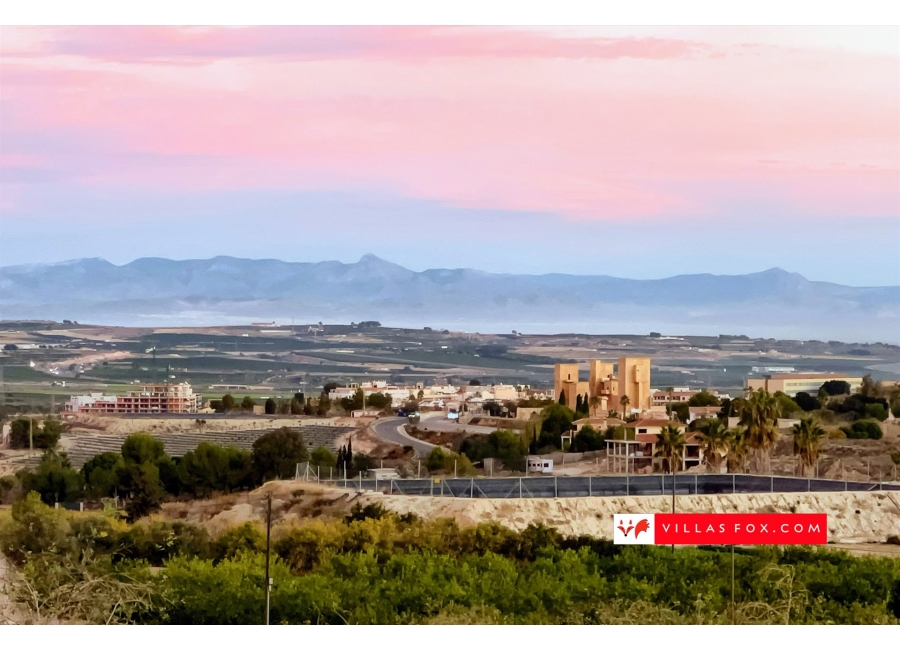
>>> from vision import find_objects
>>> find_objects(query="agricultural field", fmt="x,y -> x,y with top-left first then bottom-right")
2,320 -> 899,415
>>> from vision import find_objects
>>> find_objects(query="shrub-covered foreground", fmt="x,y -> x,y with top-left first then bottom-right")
1,493 -> 899,625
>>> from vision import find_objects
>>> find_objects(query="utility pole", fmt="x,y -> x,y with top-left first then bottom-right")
731,545 -> 736,625
264,493 -> 272,625
29,418 -> 34,451
671,454 -> 677,552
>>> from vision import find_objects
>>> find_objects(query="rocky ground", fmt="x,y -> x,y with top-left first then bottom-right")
153,480 -> 900,545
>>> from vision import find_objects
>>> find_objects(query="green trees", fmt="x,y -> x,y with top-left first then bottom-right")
589,395 -> 602,417
251,427 -> 308,482
81,451 -> 124,499
221,393 -> 236,411
180,442 -> 243,498
571,425 -> 605,453
670,402 -> 690,424
619,395 -> 630,418
340,388 -> 365,413
791,417 -> 825,476
538,403 -> 575,450
118,433 -> 171,521
316,391 -> 332,416
841,420 -> 883,440
739,389 -> 780,473
794,391 -> 819,412
820,380 -> 851,396
265,398 -> 276,415
696,419 -> 729,473
240,396 -> 256,411
458,429 -> 527,471
119,461 -> 165,522
773,391 -> 802,417
9,418 -> 65,449
688,391 -> 720,407
486,429 -> 526,471
2,502 -> 900,625
425,447 -> 476,475
310,446 -> 337,469
426,447 -> 447,472
725,427 -> 750,473
654,424 -> 686,474
21,450 -> 84,504
290,397 -> 303,415
365,392 -> 392,410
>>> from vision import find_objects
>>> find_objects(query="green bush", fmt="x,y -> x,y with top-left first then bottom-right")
841,420 -> 883,440
20,450 -> 84,505
865,403 -> 888,422
3,502 -> 900,625
214,522 -> 267,561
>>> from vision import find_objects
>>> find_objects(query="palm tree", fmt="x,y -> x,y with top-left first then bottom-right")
739,389 -> 780,473
697,418 -> 729,473
654,423 -> 686,475
589,395 -> 602,418
725,427 -> 749,473
792,417 -> 825,477
619,395 -> 631,419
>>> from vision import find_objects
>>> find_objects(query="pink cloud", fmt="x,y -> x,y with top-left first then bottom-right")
1,26 -> 712,64
1,27 -> 897,222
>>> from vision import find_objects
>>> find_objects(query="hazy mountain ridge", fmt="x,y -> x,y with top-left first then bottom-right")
1,255 -> 898,342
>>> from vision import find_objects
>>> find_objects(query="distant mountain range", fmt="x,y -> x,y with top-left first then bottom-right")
1,255 -> 898,343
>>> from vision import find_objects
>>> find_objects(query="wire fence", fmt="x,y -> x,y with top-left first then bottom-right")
293,467 -> 900,499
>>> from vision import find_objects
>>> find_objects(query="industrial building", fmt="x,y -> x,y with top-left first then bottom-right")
64,382 -> 203,414
745,373 -> 863,397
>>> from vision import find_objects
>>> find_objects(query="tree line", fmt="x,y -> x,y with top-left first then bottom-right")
1,427 -> 358,522
1,495 -> 898,624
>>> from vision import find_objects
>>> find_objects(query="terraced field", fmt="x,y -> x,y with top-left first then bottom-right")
60,425 -> 357,468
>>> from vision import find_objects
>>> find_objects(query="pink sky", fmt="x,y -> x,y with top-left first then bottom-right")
0,26 -> 898,280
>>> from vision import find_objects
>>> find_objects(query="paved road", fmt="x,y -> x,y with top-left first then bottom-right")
325,474 -> 900,498
370,417 -> 437,456
416,413 -> 496,436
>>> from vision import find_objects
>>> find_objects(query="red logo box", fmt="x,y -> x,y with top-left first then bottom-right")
654,513 -> 827,545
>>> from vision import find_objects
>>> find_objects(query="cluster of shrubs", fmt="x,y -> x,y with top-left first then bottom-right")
839,420 -> 884,440
1,494 -> 899,625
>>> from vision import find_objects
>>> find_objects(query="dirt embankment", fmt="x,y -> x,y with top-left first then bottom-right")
157,481 -> 900,545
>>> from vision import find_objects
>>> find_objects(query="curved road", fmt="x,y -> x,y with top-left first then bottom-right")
370,413 -> 505,456
370,417 -> 437,456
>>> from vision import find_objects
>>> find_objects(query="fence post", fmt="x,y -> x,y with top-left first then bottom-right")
589,476 -> 592,497
626,473 -> 629,496
471,477 -> 474,498
807,478 -> 810,492
732,474 -> 735,494
555,476 -> 558,498
519,476 -> 522,498
317,466 -> 320,484
79,501 -> 84,512
390,479 -> 393,495
375,475 -> 378,493
418,460 -> 421,479
771,475 -> 773,493
695,474 -> 698,495
441,479 -> 444,497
